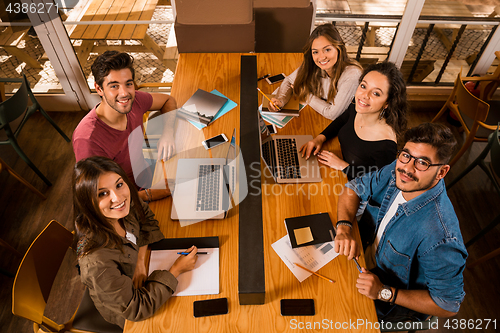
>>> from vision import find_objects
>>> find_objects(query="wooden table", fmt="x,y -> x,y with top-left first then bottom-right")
69,0 -> 165,68
0,25 -> 42,69
124,53 -> 379,333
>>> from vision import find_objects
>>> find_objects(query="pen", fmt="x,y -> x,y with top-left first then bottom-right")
161,160 -> 168,188
257,88 -> 281,111
177,252 -> 208,255
353,258 -> 363,273
257,74 -> 270,81
294,263 -> 335,283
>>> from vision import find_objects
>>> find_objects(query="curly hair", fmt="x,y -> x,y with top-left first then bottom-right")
91,51 -> 135,88
360,62 -> 409,140
403,123 -> 457,163
73,156 -> 144,257
293,24 -> 361,103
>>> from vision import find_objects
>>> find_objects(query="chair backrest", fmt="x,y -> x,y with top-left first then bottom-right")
454,71 -> 490,135
12,220 -> 73,327
490,124 -> 500,178
479,51 -> 500,101
0,76 -> 29,127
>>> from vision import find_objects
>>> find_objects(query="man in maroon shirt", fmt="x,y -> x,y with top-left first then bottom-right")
73,51 -> 176,202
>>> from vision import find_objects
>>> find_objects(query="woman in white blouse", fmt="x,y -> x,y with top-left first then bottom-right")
269,24 -> 362,120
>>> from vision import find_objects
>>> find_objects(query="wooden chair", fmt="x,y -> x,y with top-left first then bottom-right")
447,125 -> 500,248
0,157 -> 46,199
463,50 -> 500,102
12,220 -> 122,333
0,74 -> 70,186
431,70 -> 500,167
468,245 -> 500,269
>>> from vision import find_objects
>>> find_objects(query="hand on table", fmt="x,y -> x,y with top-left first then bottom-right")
157,132 -> 176,161
317,150 -> 349,170
334,228 -> 359,260
299,135 -> 326,160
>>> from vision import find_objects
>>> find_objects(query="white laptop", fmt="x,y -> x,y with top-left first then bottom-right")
258,113 -> 322,183
171,130 -> 237,221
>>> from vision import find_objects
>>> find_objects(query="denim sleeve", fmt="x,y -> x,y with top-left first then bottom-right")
420,238 -> 467,313
345,161 -> 395,201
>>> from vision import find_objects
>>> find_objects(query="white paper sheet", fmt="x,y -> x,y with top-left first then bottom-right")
271,235 -> 339,282
148,248 -> 219,296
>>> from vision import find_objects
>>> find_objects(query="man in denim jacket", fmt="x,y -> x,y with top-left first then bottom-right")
334,123 -> 467,321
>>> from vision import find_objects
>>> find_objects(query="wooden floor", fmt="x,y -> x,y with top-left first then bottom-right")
0,107 -> 499,332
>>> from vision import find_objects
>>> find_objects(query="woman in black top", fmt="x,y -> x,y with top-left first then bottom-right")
300,62 -> 408,180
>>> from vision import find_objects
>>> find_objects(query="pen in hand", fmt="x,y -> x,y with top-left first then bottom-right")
257,88 -> 281,111
353,257 -> 363,273
177,251 -> 208,255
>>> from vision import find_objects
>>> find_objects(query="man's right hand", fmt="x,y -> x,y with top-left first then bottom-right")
334,226 -> 360,260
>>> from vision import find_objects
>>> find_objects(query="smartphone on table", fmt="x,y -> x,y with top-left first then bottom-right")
193,298 -> 229,317
280,299 -> 315,316
266,73 -> 286,85
202,133 -> 228,150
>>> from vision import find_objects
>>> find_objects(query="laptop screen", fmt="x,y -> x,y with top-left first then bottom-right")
257,112 -> 274,171
225,129 -> 237,165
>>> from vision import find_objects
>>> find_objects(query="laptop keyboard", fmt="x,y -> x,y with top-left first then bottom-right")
276,138 -> 301,179
196,165 -> 221,211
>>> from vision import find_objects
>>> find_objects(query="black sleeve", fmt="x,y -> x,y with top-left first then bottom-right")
342,142 -> 398,181
320,102 -> 353,140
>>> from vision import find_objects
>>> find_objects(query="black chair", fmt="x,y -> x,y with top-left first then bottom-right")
0,74 -> 70,186
447,124 -> 500,247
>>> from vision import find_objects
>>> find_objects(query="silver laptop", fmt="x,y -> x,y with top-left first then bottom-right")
258,113 -> 322,183
171,130 -> 237,220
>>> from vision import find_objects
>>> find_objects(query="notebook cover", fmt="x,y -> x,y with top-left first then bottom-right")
261,93 -> 300,117
150,237 -> 219,250
179,89 -> 228,124
285,213 -> 335,248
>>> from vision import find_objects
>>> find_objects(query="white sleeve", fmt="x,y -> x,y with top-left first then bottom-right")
273,67 -> 299,106
307,66 -> 362,120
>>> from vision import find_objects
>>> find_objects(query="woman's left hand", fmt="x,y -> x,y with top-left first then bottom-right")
317,150 -> 349,170
132,261 -> 148,289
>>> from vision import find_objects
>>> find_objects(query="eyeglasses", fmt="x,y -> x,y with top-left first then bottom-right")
397,150 -> 444,171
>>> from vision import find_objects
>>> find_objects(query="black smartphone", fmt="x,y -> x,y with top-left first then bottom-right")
193,298 -> 228,318
280,299 -> 315,316
266,73 -> 286,84
267,124 -> 277,134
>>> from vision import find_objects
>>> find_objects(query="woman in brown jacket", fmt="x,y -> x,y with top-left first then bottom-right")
73,156 -> 197,328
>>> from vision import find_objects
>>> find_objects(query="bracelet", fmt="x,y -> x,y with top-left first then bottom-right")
390,288 -> 399,305
336,220 -> 352,229
145,189 -> 152,202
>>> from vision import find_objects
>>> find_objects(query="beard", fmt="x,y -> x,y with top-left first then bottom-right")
395,167 -> 438,194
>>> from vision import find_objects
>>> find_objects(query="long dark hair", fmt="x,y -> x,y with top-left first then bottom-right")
294,24 -> 361,103
73,156 -> 144,257
360,62 -> 409,140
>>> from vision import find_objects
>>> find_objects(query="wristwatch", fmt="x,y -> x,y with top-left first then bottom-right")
378,285 -> 393,302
